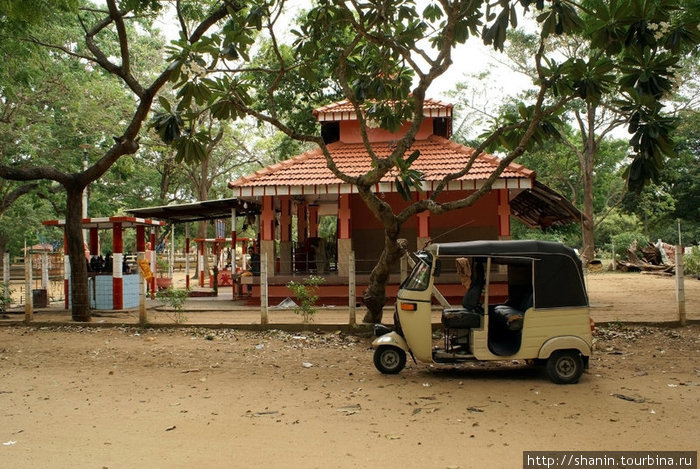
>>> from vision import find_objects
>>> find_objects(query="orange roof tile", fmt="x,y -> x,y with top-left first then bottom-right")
229,136 -> 534,194
313,98 -> 453,121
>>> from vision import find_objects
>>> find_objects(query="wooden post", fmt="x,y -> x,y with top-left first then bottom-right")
348,250 -> 356,326
675,246 -> 686,326
24,240 -> 32,323
261,252 -> 269,325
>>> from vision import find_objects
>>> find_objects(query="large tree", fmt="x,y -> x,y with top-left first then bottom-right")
0,0 -> 257,321
157,0 -> 699,322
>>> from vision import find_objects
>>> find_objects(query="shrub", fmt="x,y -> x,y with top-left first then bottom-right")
155,287 -> 189,324
286,276 -> 325,324
610,232 -> 649,258
684,247 -> 700,276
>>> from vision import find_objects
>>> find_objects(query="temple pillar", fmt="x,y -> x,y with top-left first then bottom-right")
417,193 -> 431,251
261,195 -> 275,275
278,196 -> 292,274
337,194 -> 352,277
497,189 -> 511,239
89,227 -> 99,257
296,201 -> 307,246
308,204 -> 319,238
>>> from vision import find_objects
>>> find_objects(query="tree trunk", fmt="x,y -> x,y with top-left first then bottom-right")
580,106 -> 598,266
581,173 -> 595,265
362,227 -> 403,324
66,187 -> 91,321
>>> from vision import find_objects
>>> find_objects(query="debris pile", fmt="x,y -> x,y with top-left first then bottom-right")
614,239 -> 677,274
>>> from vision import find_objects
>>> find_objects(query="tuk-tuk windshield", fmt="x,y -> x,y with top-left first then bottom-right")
402,253 -> 432,291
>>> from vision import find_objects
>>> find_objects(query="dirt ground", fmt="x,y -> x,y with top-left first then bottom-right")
0,273 -> 698,468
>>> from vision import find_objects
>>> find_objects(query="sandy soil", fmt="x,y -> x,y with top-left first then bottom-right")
0,273 -> 699,468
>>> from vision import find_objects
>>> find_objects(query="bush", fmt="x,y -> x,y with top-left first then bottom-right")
610,232 -> 649,258
286,276 -> 325,324
684,247 -> 700,276
155,287 -> 189,324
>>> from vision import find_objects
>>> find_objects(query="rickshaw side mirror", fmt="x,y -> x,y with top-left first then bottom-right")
433,259 -> 442,277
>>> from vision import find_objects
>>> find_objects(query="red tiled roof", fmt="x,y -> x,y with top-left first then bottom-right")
313,98 -> 453,121
229,136 -> 534,195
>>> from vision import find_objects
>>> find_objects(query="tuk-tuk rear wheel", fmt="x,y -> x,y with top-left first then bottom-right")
546,350 -> 584,384
374,346 -> 406,374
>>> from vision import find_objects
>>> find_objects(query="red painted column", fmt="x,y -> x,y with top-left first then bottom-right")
279,196 -> 291,242
337,194 -> 353,277
338,195 -> 351,240
297,201 -> 307,245
112,222 -> 123,310
260,195 -> 276,276
308,205 -> 320,238
497,189 -> 511,238
417,193 -> 431,250
260,196 -> 275,242
89,227 -> 99,256
278,196 -> 292,275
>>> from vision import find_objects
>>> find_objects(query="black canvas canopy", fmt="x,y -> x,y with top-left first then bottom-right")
427,240 -> 588,308
126,198 -> 260,223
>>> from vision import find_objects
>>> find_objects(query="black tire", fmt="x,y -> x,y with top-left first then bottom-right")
546,350 -> 584,384
373,346 -> 407,374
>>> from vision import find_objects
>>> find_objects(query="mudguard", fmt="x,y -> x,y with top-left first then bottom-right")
371,331 -> 409,353
538,336 -> 592,359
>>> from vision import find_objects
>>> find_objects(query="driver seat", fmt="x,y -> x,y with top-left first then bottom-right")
442,261 -> 485,329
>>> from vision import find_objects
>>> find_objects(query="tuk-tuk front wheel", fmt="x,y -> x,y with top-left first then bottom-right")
546,350 -> 584,384
374,346 -> 406,374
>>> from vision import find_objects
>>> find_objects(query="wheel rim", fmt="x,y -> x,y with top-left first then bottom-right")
380,349 -> 400,369
555,356 -> 577,378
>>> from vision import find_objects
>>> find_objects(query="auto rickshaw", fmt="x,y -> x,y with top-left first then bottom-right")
372,240 -> 593,384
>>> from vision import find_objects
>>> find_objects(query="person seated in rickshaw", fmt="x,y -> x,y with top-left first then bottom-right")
456,258 -> 485,313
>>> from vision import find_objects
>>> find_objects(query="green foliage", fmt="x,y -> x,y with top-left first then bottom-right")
0,283 -> 13,313
393,150 -> 424,201
510,218 -> 582,247
610,232 -> 649,258
595,212 -> 642,247
155,287 -> 189,324
683,248 -> 700,276
286,276 -> 325,324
